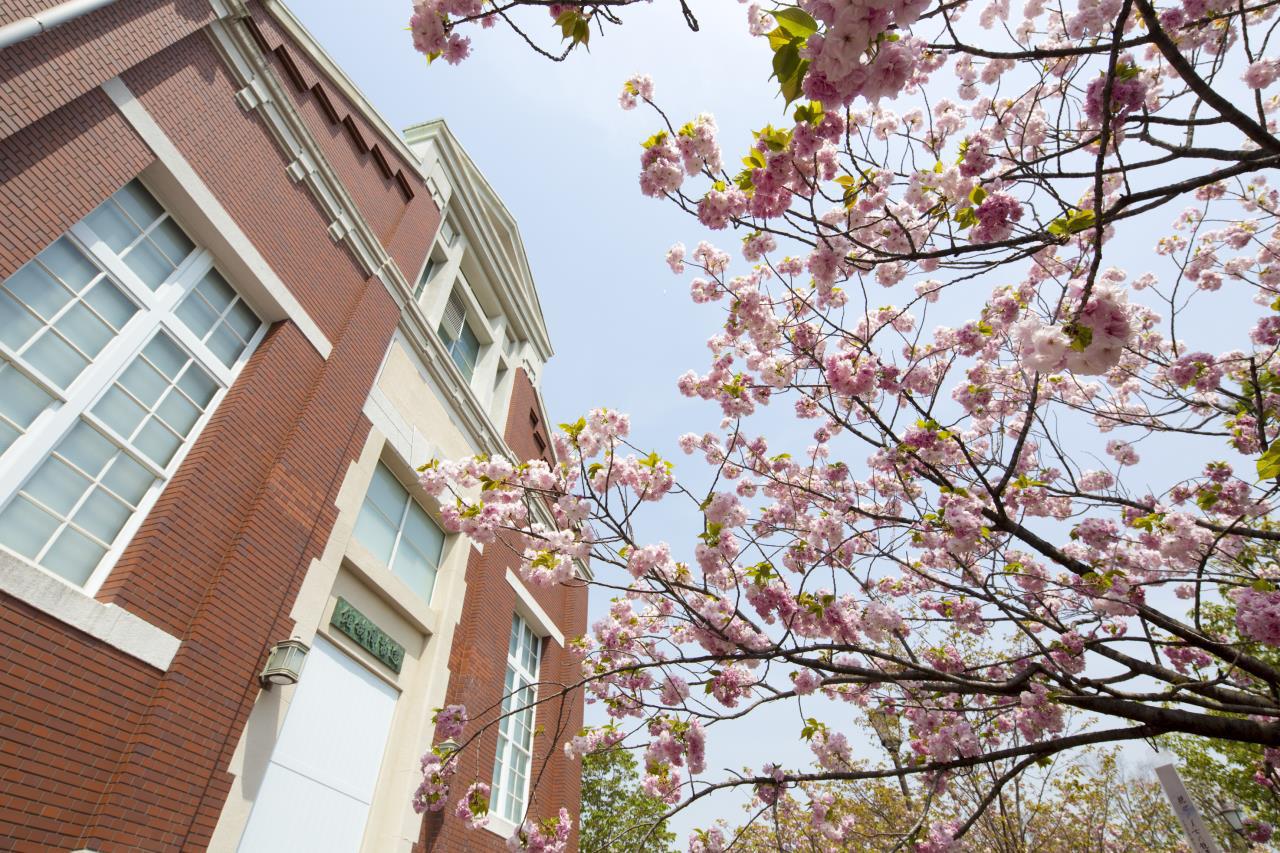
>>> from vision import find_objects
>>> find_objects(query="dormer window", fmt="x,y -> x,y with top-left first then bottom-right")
437,288 -> 479,381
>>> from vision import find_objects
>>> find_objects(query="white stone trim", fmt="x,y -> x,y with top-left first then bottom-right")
0,551 -> 180,671
101,75 -> 333,360
505,569 -> 565,647
403,121 -> 553,365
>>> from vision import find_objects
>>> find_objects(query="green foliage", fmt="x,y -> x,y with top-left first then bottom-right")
1047,208 -> 1097,238
1257,442 -> 1280,480
554,10 -> 590,46
765,8 -> 817,105
1161,603 -> 1280,844
580,747 -> 676,853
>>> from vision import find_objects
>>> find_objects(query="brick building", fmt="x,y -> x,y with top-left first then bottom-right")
0,1 -> 586,851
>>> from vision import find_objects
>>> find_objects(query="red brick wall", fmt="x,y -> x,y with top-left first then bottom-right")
0,0 -> 213,141
416,370 -> 588,853
0,17 -> 425,853
0,596 -> 160,852
0,86 -> 153,281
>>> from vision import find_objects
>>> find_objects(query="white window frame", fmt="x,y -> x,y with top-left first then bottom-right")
0,180 -> 266,595
489,613 -> 543,830
351,460 -> 445,604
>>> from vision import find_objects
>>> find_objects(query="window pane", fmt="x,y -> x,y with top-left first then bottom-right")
102,453 -> 155,505
94,386 -> 148,439
144,334 -> 188,379
115,181 -> 164,229
119,359 -> 169,408
149,219 -> 194,265
402,504 -> 444,565
0,363 -> 53,430
197,269 -> 236,313
0,422 -> 18,457
226,300 -> 260,340
24,332 -> 88,388
391,541 -> 436,602
58,422 -> 116,478
85,201 -> 140,253
24,456 -> 90,517
458,324 -> 481,367
123,240 -> 173,290
450,346 -> 474,380
207,323 -> 244,366
0,289 -> 41,349
366,464 -> 408,522
73,488 -> 132,542
156,389 -> 201,436
0,495 -> 60,559
353,501 -> 398,565
134,418 -> 182,467
82,280 -> 137,330
42,527 -> 105,585
176,291 -> 220,339
40,238 -> 98,293
5,262 -> 71,320
54,303 -> 113,358
178,367 -> 218,408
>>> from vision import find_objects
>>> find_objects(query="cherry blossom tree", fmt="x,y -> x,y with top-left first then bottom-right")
404,0 -> 1280,849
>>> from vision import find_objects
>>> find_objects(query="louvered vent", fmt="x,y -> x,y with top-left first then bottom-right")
440,289 -> 466,341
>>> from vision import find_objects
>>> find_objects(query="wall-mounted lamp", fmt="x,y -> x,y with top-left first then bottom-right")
259,637 -> 309,687
436,738 -> 461,757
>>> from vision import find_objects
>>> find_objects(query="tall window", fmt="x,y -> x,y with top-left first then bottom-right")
352,462 -> 444,603
413,254 -> 440,301
437,288 -> 480,381
0,180 -> 263,588
491,614 -> 541,825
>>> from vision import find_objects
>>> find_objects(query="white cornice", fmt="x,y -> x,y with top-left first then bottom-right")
404,121 -> 554,363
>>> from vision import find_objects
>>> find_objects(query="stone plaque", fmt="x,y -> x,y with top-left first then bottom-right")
330,597 -> 405,674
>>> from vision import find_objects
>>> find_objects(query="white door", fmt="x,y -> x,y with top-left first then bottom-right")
238,636 -> 400,853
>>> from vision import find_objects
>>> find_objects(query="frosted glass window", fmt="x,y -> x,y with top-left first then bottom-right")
85,180 -> 194,291
491,615 -> 541,825
176,269 -> 261,366
0,236 -> 138,391
0,422 -> 157,585
352,462 -> 443,602
0,178 -> 261,588
91,333 -> 216,467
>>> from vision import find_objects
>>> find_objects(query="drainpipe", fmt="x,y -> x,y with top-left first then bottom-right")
0,0 -> 118,51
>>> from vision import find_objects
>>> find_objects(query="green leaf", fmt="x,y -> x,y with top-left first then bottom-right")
772,44 -> 802,85
771,7 -> 819,38
641,131 -> 669,149
969,185 -> 987,206
793,100 -> 824,126
1257,442 -> 1280,480
1048,209 -> 1097,238
780,59 -> 809,106
954,206 -> 978,229
766,26 -> 794,51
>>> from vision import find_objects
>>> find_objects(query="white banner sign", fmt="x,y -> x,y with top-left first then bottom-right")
1155,762 -> 1221,853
